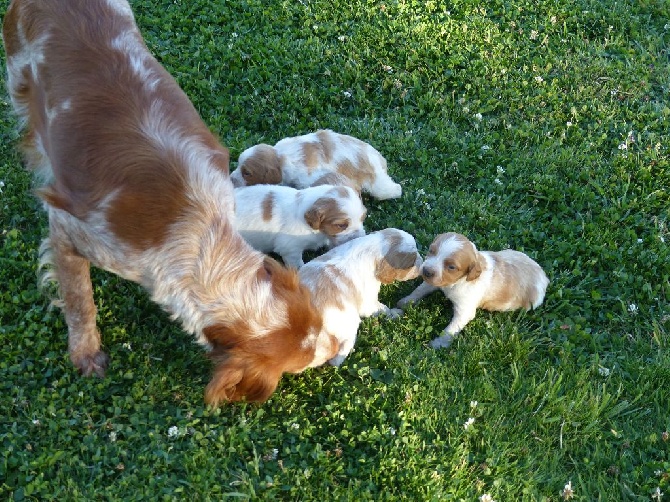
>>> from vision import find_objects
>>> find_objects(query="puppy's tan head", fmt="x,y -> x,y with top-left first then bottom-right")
230,144 -> 283,187
304,186 -> 367,247
420,232 -> 484,287
375,228 -> 423,284
202,258 -> 331,405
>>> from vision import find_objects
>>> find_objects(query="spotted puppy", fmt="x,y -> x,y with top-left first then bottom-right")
230,129 -> 402,200
234,184 -> 367,268
300,229 -> 423,366
397,232 -> 549,349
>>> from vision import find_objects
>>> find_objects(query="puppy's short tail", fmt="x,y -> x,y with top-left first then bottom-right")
37,237 -> 64,310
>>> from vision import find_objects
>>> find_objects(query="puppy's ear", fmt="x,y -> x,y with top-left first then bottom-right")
377,249 -> 421,284
466,256 -> 483,281
304,202 -> 326,230
261,154 -> 283,184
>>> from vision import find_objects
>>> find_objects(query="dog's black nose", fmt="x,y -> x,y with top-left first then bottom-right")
422,267 -> 435,279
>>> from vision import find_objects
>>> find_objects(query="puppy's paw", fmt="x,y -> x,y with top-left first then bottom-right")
429,334 -> 454,350
328,354 -> 347,367
396,296 -> 413,309
385,308 -> 403,319
73,351 -> 110,377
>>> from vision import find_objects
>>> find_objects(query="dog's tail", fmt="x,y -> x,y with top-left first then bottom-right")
37,237 -> 64,310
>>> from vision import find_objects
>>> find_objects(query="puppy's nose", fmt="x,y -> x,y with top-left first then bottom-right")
422,267 -> 435,279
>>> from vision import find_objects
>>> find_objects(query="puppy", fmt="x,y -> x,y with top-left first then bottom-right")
3,0 -> 338,405
230,129 -> 403,200
397,232 -> 549,348
234,184 -> 366,268
299,229 -> 423,366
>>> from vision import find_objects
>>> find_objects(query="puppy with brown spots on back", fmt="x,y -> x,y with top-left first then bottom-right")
234,184 -> 367,268
230,129 -> 402,200
397,232 -> 549,349
299,228 -> 423,366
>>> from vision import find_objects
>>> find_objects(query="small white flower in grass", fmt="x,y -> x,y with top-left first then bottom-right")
480,494 -> 495,502
530,30 -> 539,40
481,145 -> 491,152
551,16 -> 557,24
567,121 -> 573,127
393,79 -> 402,89
470,400 -> 478,408
628,303 -> 638,314
122,342 -> 132,351
388,427 -> 396,435
463,417 -> 475,430
338,35 -> 346,42
637,238 -> 643,244
167,426 -> 179,439
343,90 -> 352,98
496,166 -> 505,175
474,112 -> 483,121
290,423 -> 299,430
651,487 -> 663,501
0,180 -> 4,193
535,75 -> 544,83
32,419 -> 40,426
382,64 -> 393,73
494,178 -> 502,185
232,32 -> 238,38
655,470 -> 662,477
263,448 -> 279,461
109,431 -> 117,443
598,365 -> 611,377
561,480 -> 574,499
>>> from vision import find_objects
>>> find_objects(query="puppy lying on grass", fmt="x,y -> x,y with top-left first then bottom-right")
398,232 -> 549,349
230,129 -> 402,200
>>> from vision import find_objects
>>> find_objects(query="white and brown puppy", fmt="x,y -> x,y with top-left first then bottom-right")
397,232 -> 549,349
3,0 -> 338,405
234,184 -> 367,268
299,229 -> 423,366
230,129 -> 403,200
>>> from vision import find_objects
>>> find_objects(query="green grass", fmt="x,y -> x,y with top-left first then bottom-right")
1,0 -> 669,500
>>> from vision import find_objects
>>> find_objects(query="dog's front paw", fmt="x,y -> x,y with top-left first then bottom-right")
396,296 -> 413,309
72,350 -> 110,377
429,334 -> 455,350
385,308 -> 403,319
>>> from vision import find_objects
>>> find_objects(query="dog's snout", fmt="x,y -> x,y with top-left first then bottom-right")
422,267 -> 435,279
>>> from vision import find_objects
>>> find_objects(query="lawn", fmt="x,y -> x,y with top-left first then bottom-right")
0,0 -> 668,500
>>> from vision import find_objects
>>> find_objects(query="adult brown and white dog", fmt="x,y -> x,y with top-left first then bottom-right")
397,232 -> 549,349
235,184 -> 367,268
299,229 -> 423,366
229,130 -> 403,200
2,0 -> 338,405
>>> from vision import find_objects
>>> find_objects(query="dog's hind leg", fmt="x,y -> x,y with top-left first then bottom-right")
49,222 -> 109,377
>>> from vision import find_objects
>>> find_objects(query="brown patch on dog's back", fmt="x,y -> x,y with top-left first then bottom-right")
335,158 -> 373,192
301,142 -> 321,172
262,191 -> 275,221
315,130 -> 336,163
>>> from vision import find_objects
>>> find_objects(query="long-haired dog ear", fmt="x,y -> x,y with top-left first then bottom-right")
304,203 -> 325,230
466,256 -> 483,281
204,355 -> 280,405
376,249 -> 420,284
239,145 -> 282,185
